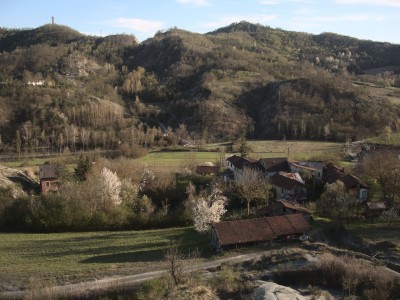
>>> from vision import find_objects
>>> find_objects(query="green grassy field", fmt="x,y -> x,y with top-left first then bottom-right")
0,140 -> 345,176
135,140 -> 344,172
247,140 -> 344,160
346,221 -> 400,244
0,158 -> 50,168
0,227 -> 210,291
363,131 -> 400,145
0,140 -> 345,170
137,151 -> 222,165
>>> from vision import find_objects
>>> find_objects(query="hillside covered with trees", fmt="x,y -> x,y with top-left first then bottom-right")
1,21 -> 400,155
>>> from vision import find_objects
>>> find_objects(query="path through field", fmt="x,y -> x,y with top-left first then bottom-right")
0,251 -> 272,299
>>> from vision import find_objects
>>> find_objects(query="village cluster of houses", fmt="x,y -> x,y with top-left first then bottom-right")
38,153 -> 387,252
224,155 -> 368,202
209,155 -> 375,251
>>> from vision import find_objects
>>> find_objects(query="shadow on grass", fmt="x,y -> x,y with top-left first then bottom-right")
80,229 -> 214,264
45,242 -> 168,258
81,248 -> 164,264
168,228 -> 214,258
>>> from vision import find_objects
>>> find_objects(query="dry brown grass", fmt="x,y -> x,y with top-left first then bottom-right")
317,253 -> 399,299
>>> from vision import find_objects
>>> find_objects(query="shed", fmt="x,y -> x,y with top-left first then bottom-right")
39,164 -> 59,193
364,201 -> 389,219
196,165 -> 220,175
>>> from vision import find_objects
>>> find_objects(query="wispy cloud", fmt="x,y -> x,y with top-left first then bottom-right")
293,8 -> 316,15
259,0 -> 315,4
311,14 -> 385,22
176,0 -> 211,6
336,0 -> 400,8
107,18 -> 164,33
259,0 -> 280,4
202,14 -> 278,29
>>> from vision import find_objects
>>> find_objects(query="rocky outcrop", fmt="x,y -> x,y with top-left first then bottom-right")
0,166 -> 37,197
255,281 -> 306,300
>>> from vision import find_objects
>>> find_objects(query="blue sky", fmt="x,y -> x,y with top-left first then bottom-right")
1,0 -> 399,43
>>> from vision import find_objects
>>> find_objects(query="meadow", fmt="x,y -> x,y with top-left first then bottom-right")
246,140 -> 343,160
0,140 -> 345,173
0,227 -> 210,292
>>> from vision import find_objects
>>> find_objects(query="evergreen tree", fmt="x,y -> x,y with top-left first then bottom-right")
15,130 -> 21,159
239,135 -> 249,157
74,155 -> 92,181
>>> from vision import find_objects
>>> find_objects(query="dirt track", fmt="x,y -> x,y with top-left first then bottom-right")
0,251 -> 270,299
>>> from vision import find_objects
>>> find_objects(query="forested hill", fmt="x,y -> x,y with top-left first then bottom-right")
0,22 -> 400,154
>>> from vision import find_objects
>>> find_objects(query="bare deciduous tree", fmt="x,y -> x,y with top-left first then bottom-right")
236,167 -> 270,216
164,243 -> 185,286
360,150 -> 400,204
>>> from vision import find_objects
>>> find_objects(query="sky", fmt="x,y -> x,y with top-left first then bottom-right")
0,0 -> 399,44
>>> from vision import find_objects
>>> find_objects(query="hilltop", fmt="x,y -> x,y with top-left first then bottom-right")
0,22 -> 399,155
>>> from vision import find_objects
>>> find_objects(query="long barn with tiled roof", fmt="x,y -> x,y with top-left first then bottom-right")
210,214 -> 311,251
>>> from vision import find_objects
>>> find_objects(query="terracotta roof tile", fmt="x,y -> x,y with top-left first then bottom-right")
258,200 -> 311,216
212,214 -> 310,246
213,218 -> 275,246
279,200 -> 311,214
196,165 -> 220,174
266,215 -> 297,236
39,164 -> 58,180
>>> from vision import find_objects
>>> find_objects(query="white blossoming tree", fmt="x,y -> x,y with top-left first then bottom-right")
100,167 -> 122,205
192,185 -> 227,233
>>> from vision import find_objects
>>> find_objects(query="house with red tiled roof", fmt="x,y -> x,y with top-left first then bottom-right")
39,164 -> 59,193
196,165 -> 220,175
269,172 -> 307,200
210,214 -> 311,251
258,200 -> 312,220
323,163 -> 368,201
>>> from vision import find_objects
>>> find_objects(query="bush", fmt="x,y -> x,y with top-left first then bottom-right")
212,264 -> 240,293
317,253 -> 399,299
118,143 -> 148,158
135,277 -> 168,300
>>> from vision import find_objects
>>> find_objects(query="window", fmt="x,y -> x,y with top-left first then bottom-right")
361,190 -> 367,199
46,181 -> 50,187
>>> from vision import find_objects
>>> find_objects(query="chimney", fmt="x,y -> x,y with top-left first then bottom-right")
52,16 -> 55,25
